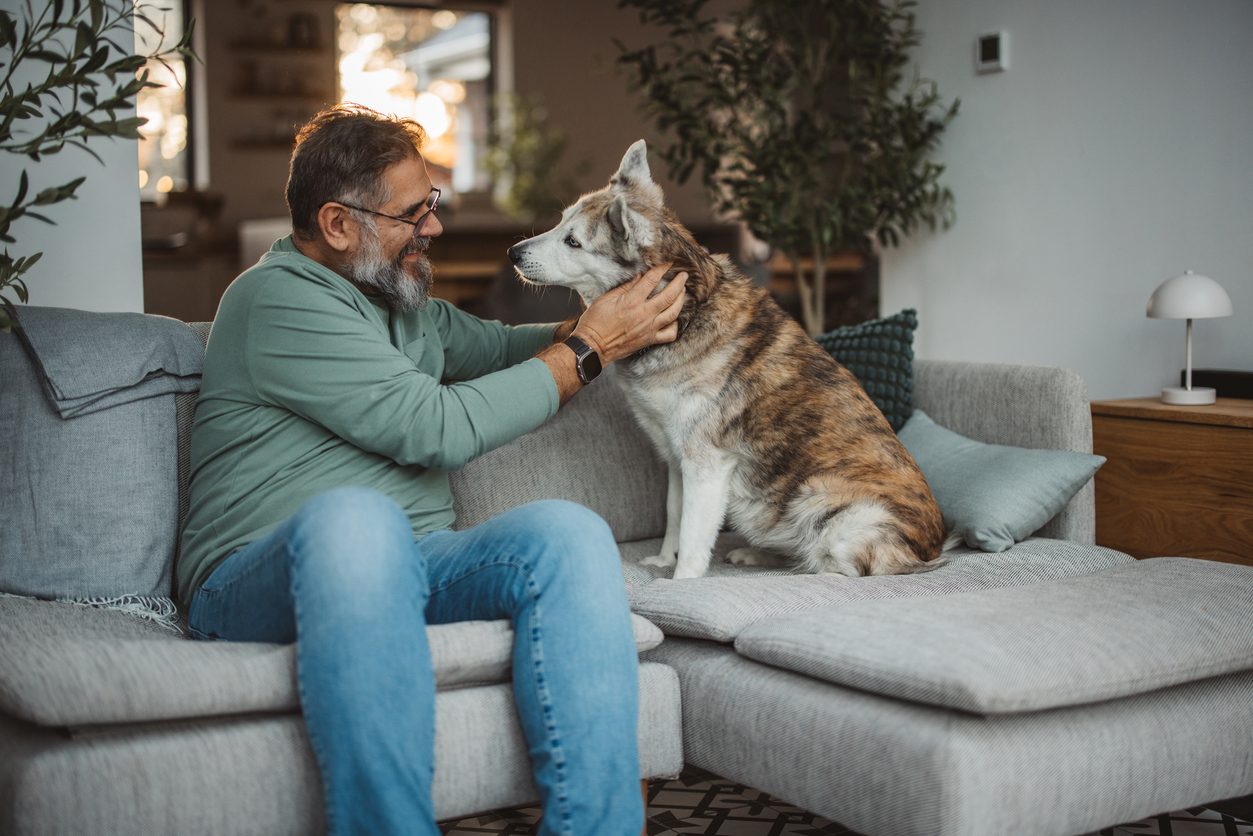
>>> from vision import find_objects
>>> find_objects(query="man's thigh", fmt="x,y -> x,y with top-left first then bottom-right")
418,499 -> 621,627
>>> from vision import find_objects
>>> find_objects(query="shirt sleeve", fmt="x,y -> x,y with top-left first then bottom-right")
428,300 -> 561,380
244,277 -> 560,472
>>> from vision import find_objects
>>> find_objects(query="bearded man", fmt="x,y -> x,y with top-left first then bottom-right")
178,104 -> 686,836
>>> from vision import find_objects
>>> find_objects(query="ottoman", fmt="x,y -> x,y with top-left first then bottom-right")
646,557 -> 1253,836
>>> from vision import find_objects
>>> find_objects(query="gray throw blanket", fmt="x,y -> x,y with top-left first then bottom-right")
13,305 -> 202,418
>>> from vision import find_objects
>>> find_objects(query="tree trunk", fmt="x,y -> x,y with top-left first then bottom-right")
789,251 -> 819,337
810,241 -> 828,338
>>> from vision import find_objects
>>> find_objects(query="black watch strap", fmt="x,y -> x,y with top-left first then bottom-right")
563,335 -> 603,385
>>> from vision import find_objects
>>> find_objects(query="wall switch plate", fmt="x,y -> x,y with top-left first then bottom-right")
976,30 -> 1009,73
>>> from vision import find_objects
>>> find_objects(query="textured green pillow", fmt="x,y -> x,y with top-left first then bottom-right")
897,410 -> 1106,552
814,309 -> 917,432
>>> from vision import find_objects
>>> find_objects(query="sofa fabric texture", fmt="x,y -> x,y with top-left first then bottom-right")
733,557 -> 1253,713
621,536 -> 1134,642
0,662 -> 683,833
898,409 -> 1105,552
450,364 -> 668,543
0,596 -> 663,728
0,313 -> 199,601
645,639 -> 1253,836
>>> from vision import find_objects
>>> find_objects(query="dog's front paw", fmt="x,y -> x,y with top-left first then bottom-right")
640,553 -> 678,569
671,564 -> 707,580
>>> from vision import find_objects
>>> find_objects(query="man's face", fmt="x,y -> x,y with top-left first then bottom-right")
344,153 -> 444,313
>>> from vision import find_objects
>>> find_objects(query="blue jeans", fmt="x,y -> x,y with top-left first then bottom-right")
187,487 -> 642,836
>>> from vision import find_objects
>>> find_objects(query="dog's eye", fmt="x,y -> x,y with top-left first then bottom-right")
564,235 -> 582,249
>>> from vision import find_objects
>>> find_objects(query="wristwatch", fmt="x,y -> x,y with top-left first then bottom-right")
563,335 -> 603,385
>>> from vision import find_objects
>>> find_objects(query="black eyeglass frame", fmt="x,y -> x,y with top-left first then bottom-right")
337,188 -> 441,238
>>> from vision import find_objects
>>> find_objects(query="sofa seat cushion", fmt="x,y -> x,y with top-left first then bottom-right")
619,534 -> 1135,642
733,558 -> 1253,714
0,597 -> 663,728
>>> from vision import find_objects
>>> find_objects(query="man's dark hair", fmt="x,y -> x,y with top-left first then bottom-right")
286,103 -> 430,240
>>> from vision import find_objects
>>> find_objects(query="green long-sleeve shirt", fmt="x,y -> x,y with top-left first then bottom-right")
177,236 -> 560,603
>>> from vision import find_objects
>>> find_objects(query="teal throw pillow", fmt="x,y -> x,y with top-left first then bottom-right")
897,410 -> 1106,552
814,309 -> 916,432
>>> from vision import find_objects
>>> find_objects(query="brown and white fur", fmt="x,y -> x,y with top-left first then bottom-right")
508,140 -> 951,579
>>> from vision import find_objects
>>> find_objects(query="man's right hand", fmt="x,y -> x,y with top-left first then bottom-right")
573,263 -> 688,364
538,263 -> 688,405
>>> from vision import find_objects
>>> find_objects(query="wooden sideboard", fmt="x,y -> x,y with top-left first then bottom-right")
1091,397 -> 1253,566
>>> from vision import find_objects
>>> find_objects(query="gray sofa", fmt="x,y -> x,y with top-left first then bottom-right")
3,312 -> 1252,836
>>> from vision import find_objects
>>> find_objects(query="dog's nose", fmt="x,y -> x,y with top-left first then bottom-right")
507,244 -> 522,265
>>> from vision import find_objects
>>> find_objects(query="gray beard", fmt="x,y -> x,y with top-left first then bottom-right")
346,232 -> 433,313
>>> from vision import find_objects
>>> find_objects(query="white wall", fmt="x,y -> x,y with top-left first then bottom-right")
0,0 -> 144,313
882,0 -> 1253,400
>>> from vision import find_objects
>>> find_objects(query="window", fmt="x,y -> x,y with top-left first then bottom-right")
335,4 -> 493,194
135,1 -> 191,198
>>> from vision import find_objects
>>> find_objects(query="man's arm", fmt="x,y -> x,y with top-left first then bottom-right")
538,264 -> 687,406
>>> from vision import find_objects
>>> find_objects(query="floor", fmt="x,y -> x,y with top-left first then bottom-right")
438,765 -> 1253,836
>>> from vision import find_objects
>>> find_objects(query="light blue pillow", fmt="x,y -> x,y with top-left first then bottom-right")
897,410 -> 1105,552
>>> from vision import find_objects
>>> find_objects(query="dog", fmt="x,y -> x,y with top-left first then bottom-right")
507,140 -> 951,579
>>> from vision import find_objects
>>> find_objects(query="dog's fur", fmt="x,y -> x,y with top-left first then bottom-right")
508,140 -> 950,579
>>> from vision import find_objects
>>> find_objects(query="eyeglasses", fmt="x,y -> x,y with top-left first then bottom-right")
338,188 -> 441,238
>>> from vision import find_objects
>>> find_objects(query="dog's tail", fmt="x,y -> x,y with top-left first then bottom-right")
899,528 -> 962,574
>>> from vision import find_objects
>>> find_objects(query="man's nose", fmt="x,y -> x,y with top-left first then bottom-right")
507,244 -> 523,264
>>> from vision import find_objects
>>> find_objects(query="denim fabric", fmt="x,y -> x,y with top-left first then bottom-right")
188,487 -> 642,836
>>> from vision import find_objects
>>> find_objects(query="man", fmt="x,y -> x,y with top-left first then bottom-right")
178,104 -> 687,836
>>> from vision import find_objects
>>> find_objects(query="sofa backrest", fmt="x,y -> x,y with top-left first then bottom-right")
913,359 -> 1095,544
175,327 -> 1095,556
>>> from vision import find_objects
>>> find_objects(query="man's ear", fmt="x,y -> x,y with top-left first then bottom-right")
606,194 -> 652,251
316,203 -> 358,254
610,140 -> 664,208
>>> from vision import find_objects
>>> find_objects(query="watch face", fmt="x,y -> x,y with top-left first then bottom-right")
582,350 -> 603,381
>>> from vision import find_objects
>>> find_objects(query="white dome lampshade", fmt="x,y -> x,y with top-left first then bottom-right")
1146,270 -> 1233,405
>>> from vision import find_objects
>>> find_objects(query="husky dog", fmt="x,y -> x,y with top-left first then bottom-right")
508,140 -> 949,580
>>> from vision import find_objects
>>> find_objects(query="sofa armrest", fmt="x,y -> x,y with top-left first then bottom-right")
912,360 -> 1095,545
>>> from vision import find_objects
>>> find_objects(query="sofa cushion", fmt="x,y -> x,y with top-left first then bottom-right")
450,366 -> 668,543
0,309 -> 205,601
733,558 -> 1253,713
912,360 -> 1095,544
898,410 -> 1105,552
621,534 -> 1135,642
814,308 -> 917,432
0,597 -> 664,727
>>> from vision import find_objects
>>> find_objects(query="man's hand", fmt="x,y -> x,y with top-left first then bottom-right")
573,263 -> 688,364
538,263 -> 688,405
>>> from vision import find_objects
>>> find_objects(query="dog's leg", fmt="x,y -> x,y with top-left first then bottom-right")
672,456 -> 735,580
641,464 -> 682,569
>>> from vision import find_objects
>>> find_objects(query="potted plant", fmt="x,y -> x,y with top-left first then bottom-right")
484,92 -> 589,226
0,0 -> 194,331
616,0 -> 958,336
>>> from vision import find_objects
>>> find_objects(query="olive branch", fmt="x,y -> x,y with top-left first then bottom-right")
0,0 -> 196,331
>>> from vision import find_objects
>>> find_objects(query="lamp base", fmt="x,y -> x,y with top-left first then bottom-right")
1161,386 -> 1217,405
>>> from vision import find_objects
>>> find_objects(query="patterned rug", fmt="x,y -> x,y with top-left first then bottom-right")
438,766 -> 1253,836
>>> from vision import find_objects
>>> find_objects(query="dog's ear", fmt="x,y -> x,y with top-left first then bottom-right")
607,193 -> 653,250
611,140 -> 664,207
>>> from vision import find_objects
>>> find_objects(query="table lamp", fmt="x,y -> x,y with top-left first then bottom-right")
1146,270 -> 1233,404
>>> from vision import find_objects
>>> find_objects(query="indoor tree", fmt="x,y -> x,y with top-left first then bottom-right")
617,0 -> 958,336
0,0 -> 194,331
